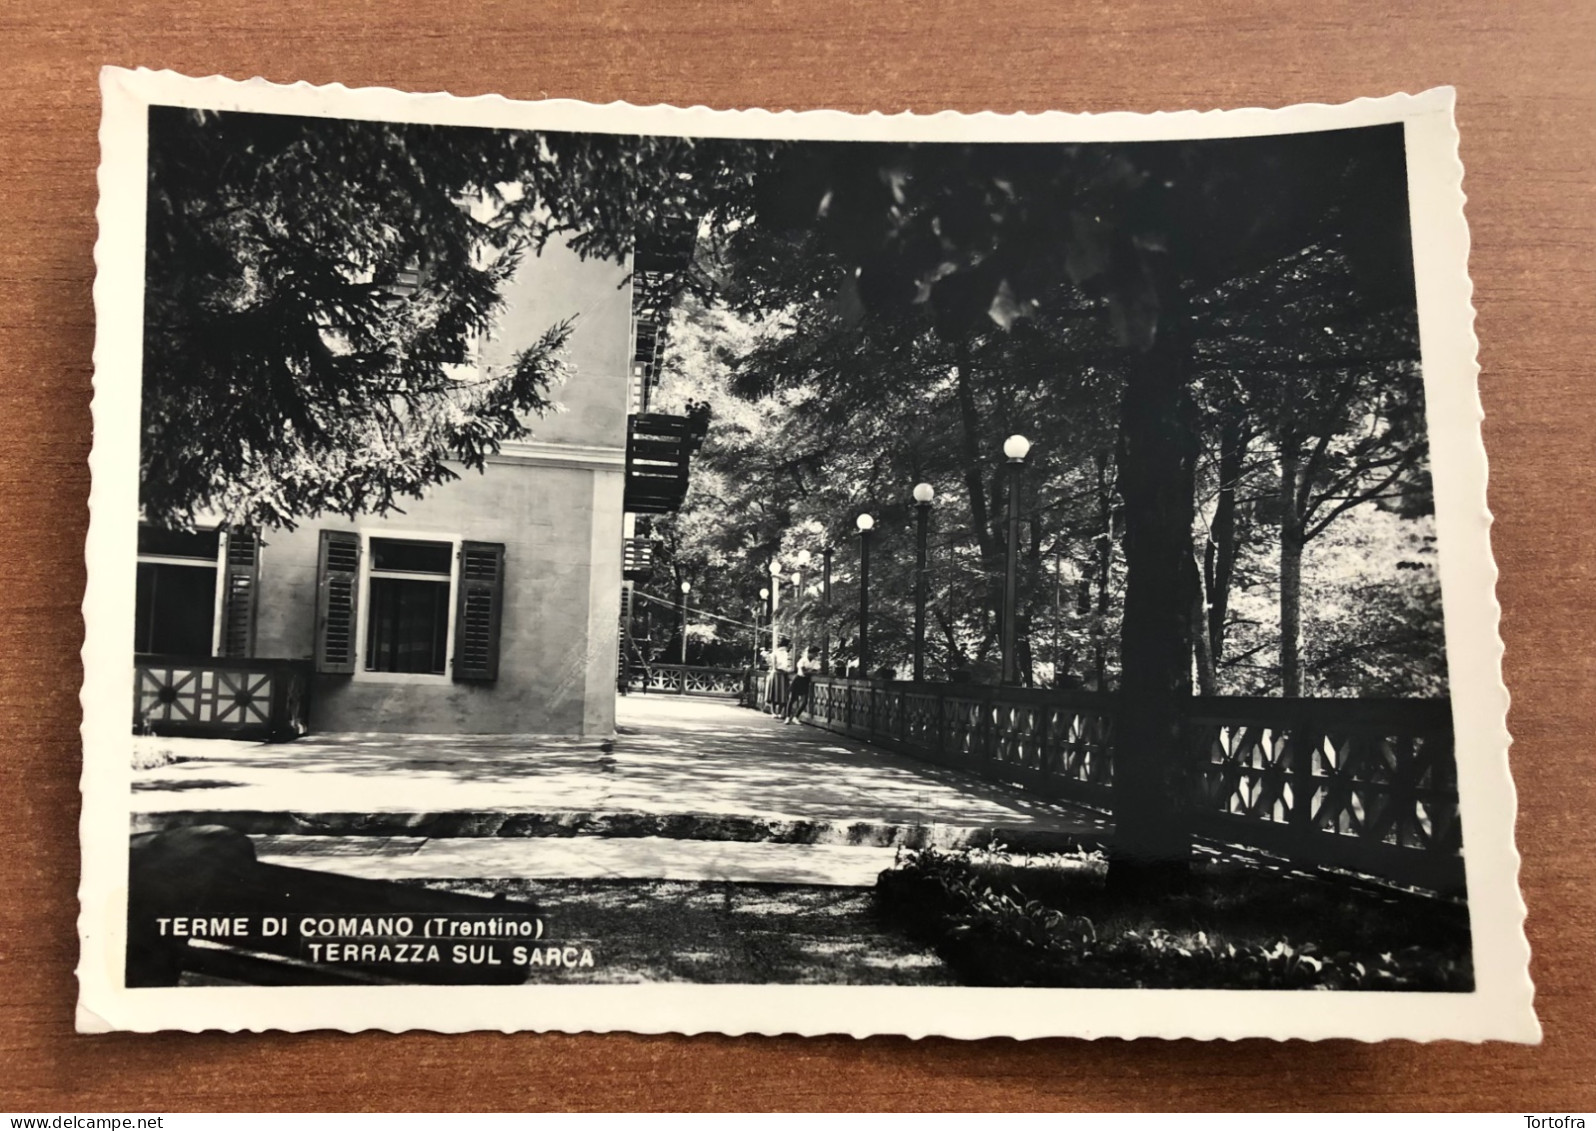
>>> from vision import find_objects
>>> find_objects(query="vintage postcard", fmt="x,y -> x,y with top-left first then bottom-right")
79,68 -> 1536,1040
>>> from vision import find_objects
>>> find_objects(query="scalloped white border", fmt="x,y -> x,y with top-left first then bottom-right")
78,68 -> 1535,1041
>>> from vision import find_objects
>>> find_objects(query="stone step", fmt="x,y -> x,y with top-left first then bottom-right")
132,807 -> 1109,852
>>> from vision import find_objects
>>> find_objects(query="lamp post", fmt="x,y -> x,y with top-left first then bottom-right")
809,526 -> 833,674
912,482 -> 935,683
1002,434 -> 1031,685
821,546 -> 833,674
768,559 -> 784,665
793,547 -> 811,646
856,513 -> 874,674
1053,543 -> 1063,687
754,589 -> 767,669
679,580 -> 691,665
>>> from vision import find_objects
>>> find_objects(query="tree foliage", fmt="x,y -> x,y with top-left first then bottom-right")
645,126 -> 1437,694
142,108 -> 771,528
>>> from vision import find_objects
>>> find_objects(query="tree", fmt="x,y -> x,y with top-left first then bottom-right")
705,219 -> 1124,678
1193,245 -> 1428,695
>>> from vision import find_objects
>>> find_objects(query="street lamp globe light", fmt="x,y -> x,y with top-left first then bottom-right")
759,587 -> 769,600
911,483 -> 935,680
796,549 -> 812,567
856,513 -> 874,670
769,560 -> 784,577
677,581 -> 691,665
1000,433 -> 1031,684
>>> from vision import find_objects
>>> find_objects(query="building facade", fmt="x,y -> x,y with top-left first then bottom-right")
134,240 -> 641,737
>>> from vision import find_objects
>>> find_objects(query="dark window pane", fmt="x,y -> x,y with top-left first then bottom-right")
365,577 -> 450,674
138,525 -> 221,560
370,538 -> 452,575
134,561 -> 217,655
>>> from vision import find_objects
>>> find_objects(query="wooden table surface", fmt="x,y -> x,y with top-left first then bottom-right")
3,0 -> 1592,1112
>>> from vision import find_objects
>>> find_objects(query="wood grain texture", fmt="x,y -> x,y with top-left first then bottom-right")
2,0 -> 1592,1112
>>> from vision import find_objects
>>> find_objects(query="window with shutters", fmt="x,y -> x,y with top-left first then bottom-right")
135,524 -> 260,658
135,526 -> 221,656
453,541 -> 505,682
365,537 -> 453,675
219,528 -> 260,657
315,530 -> 506,682
315,530 -> 362,674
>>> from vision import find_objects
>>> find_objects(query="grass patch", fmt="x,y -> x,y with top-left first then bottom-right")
876,845 -> 1473,991
408,877 -> 954,985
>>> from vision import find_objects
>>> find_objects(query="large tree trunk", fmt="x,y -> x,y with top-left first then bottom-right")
1205,413 -> 1244,667
936,611 -> 965,673
1192,553 -> 1218,696
1091,450 -> 1114,691
1279,527 -> 1305,696
1279,427 -> 1304,697
1107,291 -> 1199,894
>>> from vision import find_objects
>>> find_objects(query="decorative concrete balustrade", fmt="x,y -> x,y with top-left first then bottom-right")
134,655 -> 312,743
1187,695 -> 1461,892
797,675 -> 1462,893
638,663 -> 749,697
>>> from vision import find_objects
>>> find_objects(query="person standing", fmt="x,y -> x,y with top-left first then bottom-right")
784,645 -> 817,724
767,637 -> 795,716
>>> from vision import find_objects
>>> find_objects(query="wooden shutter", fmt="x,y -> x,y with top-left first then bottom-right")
315,530 -> 361,674
218,527 -> 260,657
453,541 -> 505,682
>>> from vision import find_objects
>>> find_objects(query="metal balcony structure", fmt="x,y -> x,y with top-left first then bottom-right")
623,413 -> 707,515
622,536 -> 656,580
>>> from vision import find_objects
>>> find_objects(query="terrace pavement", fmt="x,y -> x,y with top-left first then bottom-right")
132,693 -> 1108,886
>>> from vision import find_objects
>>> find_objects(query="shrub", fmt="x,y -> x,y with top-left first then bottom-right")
131,738 -> 184,770
876,846 -> 1472,991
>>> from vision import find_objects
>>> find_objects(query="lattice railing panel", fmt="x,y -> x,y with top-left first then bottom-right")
810,679 -> 842,726
901,690 -> 942,751
944,695 -> 987,762
134,656 -> 311,742
991,701 -> 1042,772
642,664 -> 747,697
798,679 -> 1460,890
1047,704 -> 1115,784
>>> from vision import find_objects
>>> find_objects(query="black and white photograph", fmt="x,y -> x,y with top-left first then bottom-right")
79,71 -> 1534,1040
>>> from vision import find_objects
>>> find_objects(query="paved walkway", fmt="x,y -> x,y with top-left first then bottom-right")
133,694 -> 1107,885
